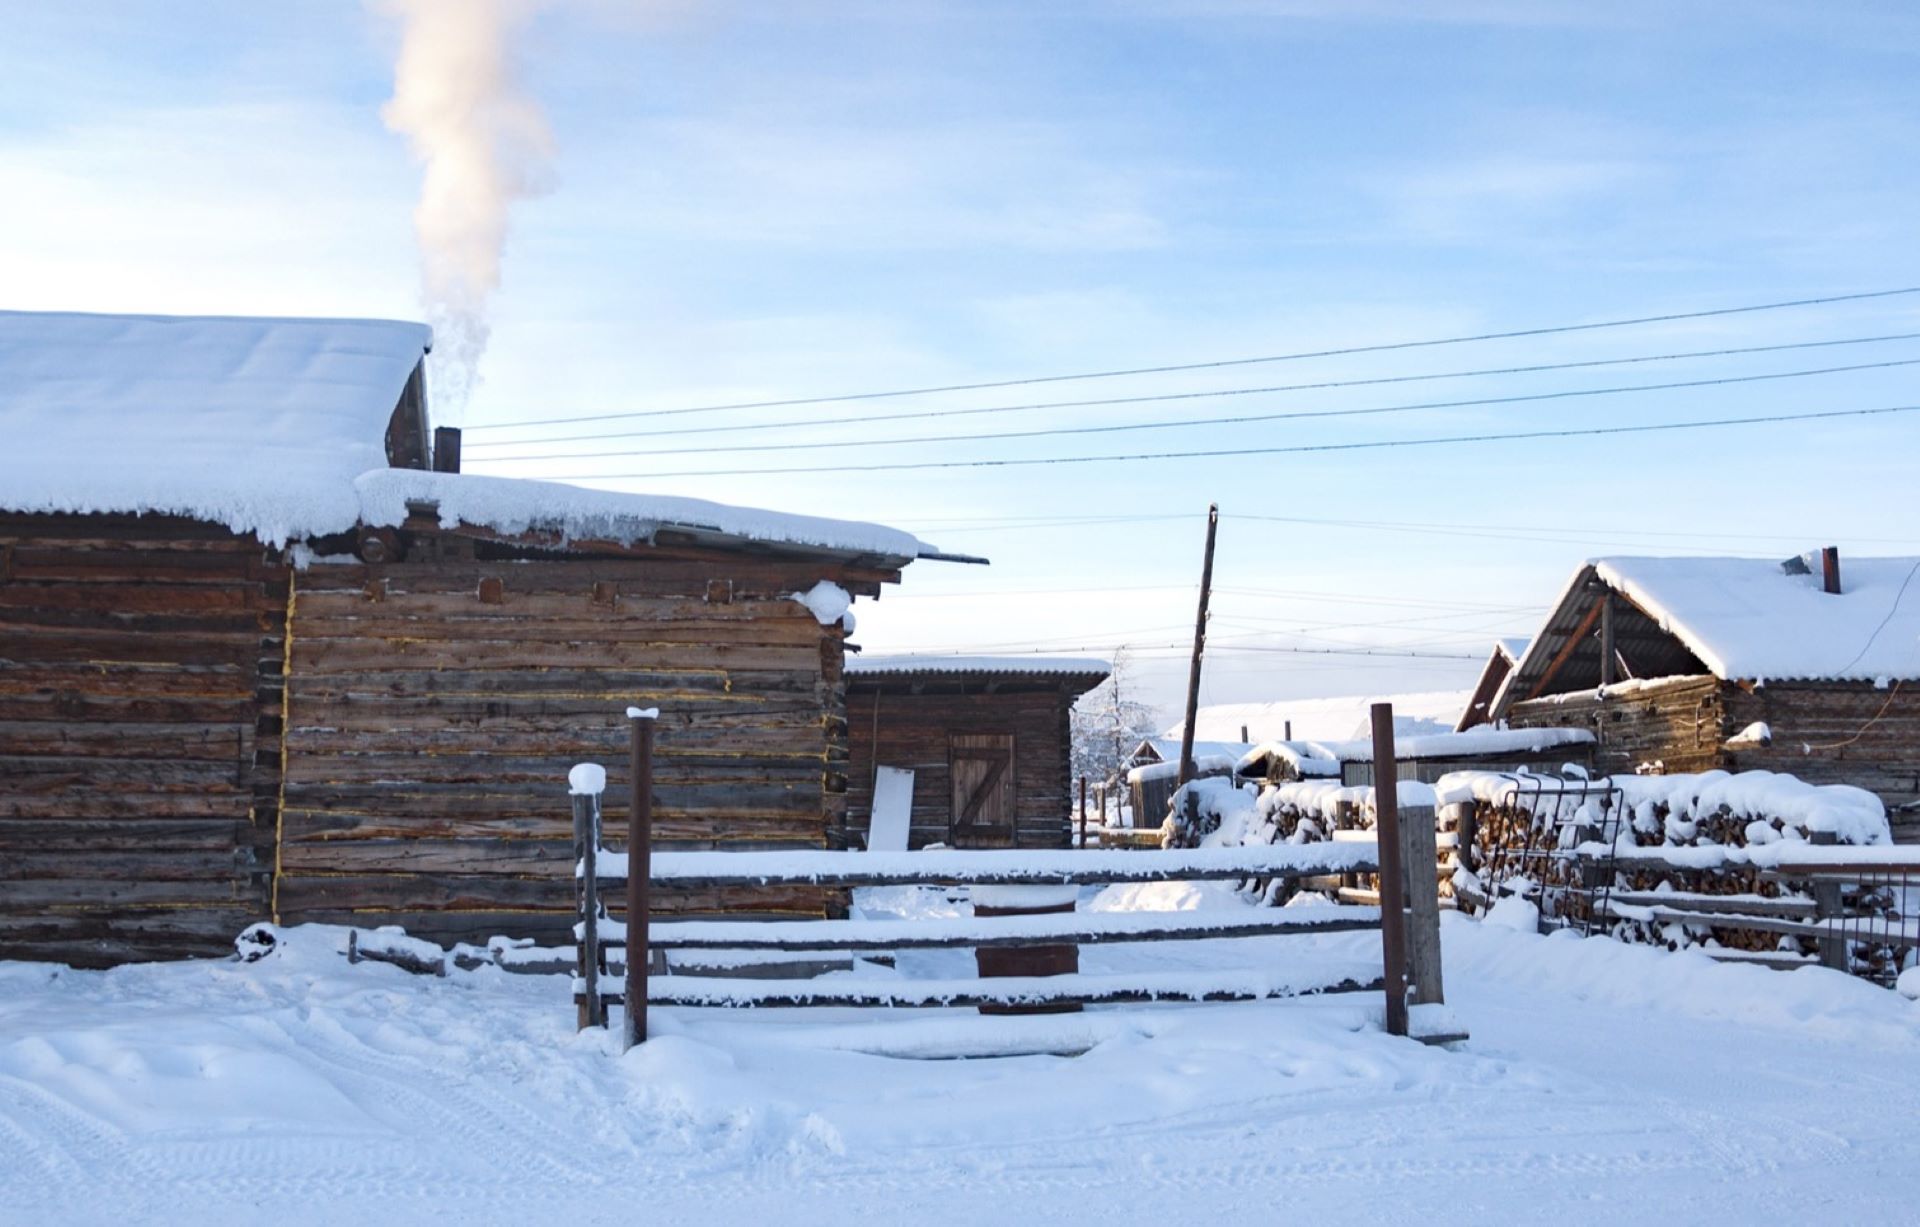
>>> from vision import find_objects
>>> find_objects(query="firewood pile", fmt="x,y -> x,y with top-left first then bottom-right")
1444,769 -> 1907,977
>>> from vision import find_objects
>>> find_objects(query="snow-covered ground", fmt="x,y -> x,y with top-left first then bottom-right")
3,893 -> 1918,1226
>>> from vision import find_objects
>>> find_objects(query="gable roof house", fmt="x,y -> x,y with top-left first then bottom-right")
1455,637 -> 1530,732
0,311 -> 943,965
1472,553 -> 1920,842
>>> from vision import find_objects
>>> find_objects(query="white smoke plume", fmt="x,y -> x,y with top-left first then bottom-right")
378,0 -> 554,415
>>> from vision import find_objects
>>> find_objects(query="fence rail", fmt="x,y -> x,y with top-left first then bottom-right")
562,702 -> 1454,1052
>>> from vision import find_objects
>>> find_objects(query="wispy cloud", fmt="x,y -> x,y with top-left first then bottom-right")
561,113 -> 1178,253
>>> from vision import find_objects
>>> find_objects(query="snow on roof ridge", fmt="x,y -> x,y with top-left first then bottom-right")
1588,553 -> 1920,682
0,306 -> 435,333
848,654 -> 1112,675
0,311 -> 431,545
356,469 -> 929,561
0,310 -> 931,559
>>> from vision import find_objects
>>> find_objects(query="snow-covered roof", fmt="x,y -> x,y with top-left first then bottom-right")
1496,637 -> 1530,662
1168,690 -> 1471,745
1593,555 -> 1920,682
0,310 -> 429,544
0,310 -> 937,562
359,470 -> 929,562
1126,754 -> 1239,784
1503,554 -> 1920,695
1237,725 -> 1595,776
847,655 -> 1110,677
1132,737 -> 1256,766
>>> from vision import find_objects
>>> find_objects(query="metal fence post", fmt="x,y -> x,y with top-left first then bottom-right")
1401,804 -> 1445,1006
573,789 -> 605,1030
1808,830 -> 1847,971
625,711 -> 656,1052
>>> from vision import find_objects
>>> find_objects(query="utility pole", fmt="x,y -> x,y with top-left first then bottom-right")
1176,504 -> 1220,788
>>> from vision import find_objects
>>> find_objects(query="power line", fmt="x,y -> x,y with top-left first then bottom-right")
472,357 -> 1920,462
532,403 -> 1920,480
882,510 -> 1920,549
876,641 -> 1483,661
462,285 -> 1920,432
463,330 -> 1920,449
897,508 -> 1920,544
1222,513 -> 1920,547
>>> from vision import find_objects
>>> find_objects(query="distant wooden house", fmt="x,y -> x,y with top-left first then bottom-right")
1472,552 -> 1920,842
845,656 -> 1108,850
1126,737 -> 1255,771
0,311 -> 949,965
1455,638 -> 1530,732
1123,740 -> 1250,830
1235,726 -> 1595,788
1170,690 -> 1471,747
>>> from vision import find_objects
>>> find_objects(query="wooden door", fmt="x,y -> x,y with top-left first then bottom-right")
949,733 -> 1015,847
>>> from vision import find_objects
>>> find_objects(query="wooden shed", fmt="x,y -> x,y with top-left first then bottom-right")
0,311 -> 942,965
1474,552 -> 1920,842
844,656 -> 1108,850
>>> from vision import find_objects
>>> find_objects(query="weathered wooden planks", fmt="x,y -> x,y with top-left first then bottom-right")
274,548 -> 863,939
0,516 -> 283,965
846,685 -> 1084,850
1507,674 -> 1920,841
3,511 -> 895,961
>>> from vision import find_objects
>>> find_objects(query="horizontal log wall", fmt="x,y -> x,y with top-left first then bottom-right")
277,553 -> 853,945
1505,675 -> 1726,778
1510,675 -> 1920,844
1722,681 -> 1920,844
846,688 -> 1073,850
0,514 -> 284,965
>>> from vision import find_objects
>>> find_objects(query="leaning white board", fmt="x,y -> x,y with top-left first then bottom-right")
869,766 -> 915,852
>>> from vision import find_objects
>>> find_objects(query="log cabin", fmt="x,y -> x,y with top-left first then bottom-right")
0,310 -> 954,965
844,656 -> 1109,850
1470,552 -> 1920,842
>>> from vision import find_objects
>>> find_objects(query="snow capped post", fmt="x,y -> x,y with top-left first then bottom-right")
1370,703 -> 1410,1038
624,706 -> 659,1052
569,762 -> 607,1030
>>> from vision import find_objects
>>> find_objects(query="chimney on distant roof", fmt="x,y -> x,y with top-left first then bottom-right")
1821,545 -> 1841,595
1284,720 -> 1292,740
1240,724 -> 1249,743
432,426 -> 462,474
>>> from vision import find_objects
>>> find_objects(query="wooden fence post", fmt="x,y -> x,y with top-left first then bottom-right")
1401,804 -> 1445,1006
1078,775 -> 1088,847
573,789 -> 605,1030
625,711 -> 657,1051
1808,830 -> 1847,971
1370,703 -> 1409,1037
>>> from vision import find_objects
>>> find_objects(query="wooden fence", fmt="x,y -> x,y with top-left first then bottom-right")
564,708 -> 1454,1053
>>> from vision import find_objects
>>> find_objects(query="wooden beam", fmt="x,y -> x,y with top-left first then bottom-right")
1524,595 -> 1606,701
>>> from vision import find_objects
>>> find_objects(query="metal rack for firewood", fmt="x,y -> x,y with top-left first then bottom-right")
568,703 -> 1454,1052
1451,777 -> 1920,984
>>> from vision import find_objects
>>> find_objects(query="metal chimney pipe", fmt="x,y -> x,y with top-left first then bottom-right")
433,426 -> 462,474
1821,546 -> 1841,595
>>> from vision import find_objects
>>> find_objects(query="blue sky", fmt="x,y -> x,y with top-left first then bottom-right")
6,1 -> 1919,719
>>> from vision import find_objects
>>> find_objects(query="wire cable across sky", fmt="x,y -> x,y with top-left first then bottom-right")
533,403 -> 1920,480
463,329 -> 1920,450
462,285 -> 1920,432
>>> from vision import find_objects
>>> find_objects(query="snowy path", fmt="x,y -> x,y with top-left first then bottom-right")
2,913 -> 1917,1225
